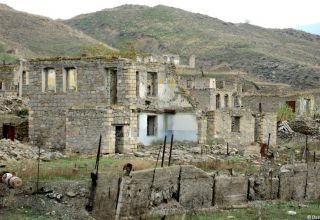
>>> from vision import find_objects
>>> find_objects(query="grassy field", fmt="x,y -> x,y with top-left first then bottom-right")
156,201 -> 320,220
3,201 -> 319,220
6,156 -> 154,181
7,202 -> 320,220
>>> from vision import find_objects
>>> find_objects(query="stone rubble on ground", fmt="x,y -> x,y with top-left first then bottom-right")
0,138 -> 65,163
278,120 -> 294,139
136,142 -> 260,164
0,96 -> 28,114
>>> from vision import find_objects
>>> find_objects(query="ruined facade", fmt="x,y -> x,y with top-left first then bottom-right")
20,57 -> 197,153
2,55 -> 305,152
242,92 -> 317,117
0,64 -> 18,97
180,75 -> 277,147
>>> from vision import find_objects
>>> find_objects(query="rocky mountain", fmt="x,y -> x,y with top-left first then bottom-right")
0,3 -> 319,89
0,3 -> 114,62
64,5 -> 320,89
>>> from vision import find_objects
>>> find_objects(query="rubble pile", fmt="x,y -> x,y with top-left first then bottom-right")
0,139 -> 64,163
136,142 -> 259,164
278,121 -> 294,139
0,96 -> 28,114
289,120 -> 320,136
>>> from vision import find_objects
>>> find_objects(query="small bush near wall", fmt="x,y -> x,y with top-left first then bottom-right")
16,108 -> 29,117
277,104 -> 295,121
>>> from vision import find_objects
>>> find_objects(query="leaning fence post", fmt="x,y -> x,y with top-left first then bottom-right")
227,143 -> 229,156
161,136 -> 167,168
305,135 -> 308,163
267,133 -> 271,152
168,135 -> 174,166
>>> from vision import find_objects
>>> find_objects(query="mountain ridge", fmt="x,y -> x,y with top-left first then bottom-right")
64,4 -> 320,89
0,3 -> 319,89
0,3 -> 115,61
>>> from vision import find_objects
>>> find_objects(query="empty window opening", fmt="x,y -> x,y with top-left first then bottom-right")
147,72 -> 157,97
224,94 -> 229,108
137,114 -> 140,137
216,94 -> 221,109
233,94 -> 240,107
22,71 -> 29,85
107,68 -> 117,104
43,68 -> 56,92
147,115 -> 157,136
187,80 -> 193,89
231,116 -> 241,133
136,71 -> 139,97
3,124 -> 15,141
303,99 -> 311,114
286,101 -> 296,113
115,126 -> 124,153
65,68 -> 77,91
0,81 -> 3,91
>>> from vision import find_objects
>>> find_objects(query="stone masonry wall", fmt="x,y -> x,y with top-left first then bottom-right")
242,94 -> 315,116
25,58 -> 137,152
207,109 -> 255,146
0,64 -> 18,94
66,109 -> 110,154
93,163 -> 320,219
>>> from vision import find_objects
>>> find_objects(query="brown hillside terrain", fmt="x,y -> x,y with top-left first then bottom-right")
64,4 -> 320,89
0,3 -> 115,61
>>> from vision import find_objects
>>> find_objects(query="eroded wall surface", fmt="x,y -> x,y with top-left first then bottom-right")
93,163 -> 320,219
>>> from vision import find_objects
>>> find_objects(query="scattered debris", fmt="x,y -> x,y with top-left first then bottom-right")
66,191 -> 77,198
1,171 -> 22,188
0,96 -> 28,114
287,210 -> 297,215
0,139 -> 65,163
278,121 -> 294,138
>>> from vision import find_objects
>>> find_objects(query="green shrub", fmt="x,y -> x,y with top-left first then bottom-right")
16,108 -> 29,117
277,104 -> 295,121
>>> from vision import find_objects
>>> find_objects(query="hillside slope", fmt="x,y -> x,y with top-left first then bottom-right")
65,5 -> 320,89
0,3 -> 114,61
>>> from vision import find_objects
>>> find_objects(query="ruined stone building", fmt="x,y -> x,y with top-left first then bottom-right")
0,59 -> 27,97
179,74 -> 277,147
242,90 -> 318,118
16,56 -> 198,154
5,55 -> 320,153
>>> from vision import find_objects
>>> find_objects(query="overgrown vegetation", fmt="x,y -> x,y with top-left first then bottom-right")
191,157 -> 259,174
277,104 -> 296,121
78,42 -> 137,59
2,208 -> 53,220
16,108 -> 29,117
7,156 -> 154,181
156,201 -> 320,220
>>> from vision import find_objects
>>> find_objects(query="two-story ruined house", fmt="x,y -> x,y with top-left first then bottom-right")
21,56 -> 198,154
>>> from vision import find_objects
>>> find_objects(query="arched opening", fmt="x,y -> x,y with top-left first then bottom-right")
216,94 -> 221,109
224,94 -> 229,108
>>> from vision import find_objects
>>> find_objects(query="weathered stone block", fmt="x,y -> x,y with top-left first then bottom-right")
93,172 -> 121,220
214,175 -> 248,207
306,162 -> 320,200
249,176 -> 279,200
179,165 -> 213,209
279,163 -> 307,200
